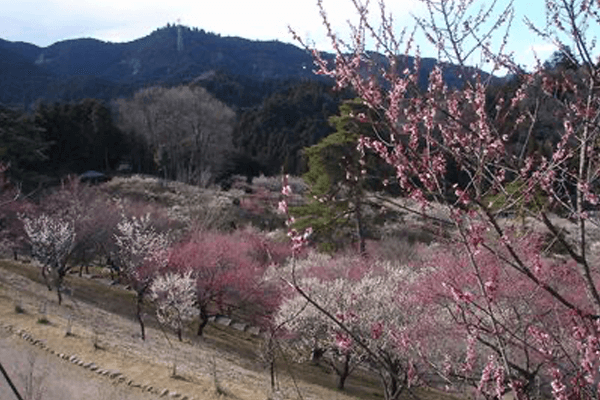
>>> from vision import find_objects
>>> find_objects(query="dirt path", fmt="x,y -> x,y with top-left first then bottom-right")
0,261 -> 364,400
0,332 -> 160,400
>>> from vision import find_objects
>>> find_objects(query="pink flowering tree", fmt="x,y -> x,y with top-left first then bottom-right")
149,270 -> 198,341
114,213 -> 170,340
167,229 -> 287,336
287,0 -> 600,399
401,232 -> 597,398
21,214 -> 76,305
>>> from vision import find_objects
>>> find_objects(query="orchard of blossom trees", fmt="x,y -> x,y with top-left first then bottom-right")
2,0 -> 600,399
277,0 -> 600,399
0,173 -> 291,342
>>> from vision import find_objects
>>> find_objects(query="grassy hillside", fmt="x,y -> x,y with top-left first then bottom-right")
0,259 -> 394,400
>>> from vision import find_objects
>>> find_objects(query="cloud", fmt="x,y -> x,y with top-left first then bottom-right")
286,0 -> 423,51
1,0 -> 423,48
529,42 -> 558,55
508,42 -> 558,70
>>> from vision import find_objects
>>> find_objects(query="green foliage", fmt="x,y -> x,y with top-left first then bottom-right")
292,99 -> 371,253
483,178 -> 549,219
233,81 -> 347,176
0,99 -> 137,189
34,98 -> 129,175
0,105 -> 51,187
303,100 -> 361,192
292,200 -> 349,253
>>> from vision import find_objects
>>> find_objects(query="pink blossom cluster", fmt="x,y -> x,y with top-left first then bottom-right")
278,174 -> 312,253
291,0 -> 600,396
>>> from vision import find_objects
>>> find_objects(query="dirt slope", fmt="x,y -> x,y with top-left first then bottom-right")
0,261 -> 368,400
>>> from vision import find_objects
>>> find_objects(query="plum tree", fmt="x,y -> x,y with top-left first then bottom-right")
285,0 -> 600,398
150,270 -> 197,341
21,214 -> 75,305
275,252 -> 417,392
168,229 -> 287,336
114,213 -> 170,340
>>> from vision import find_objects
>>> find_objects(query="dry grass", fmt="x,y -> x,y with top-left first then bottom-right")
252,174 -> 308,196
0,259 -> 457,400
101,174 -> 294,232
103,175 -> 241,230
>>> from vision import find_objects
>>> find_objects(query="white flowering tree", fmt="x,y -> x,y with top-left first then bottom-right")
276,276 -> 365,390
21,214 -> 75,305
275,253 -> 419,394
149,270 -> 197,341
114,213 -> 170,340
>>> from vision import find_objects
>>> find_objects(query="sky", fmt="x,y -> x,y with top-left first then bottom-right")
0,0 -> 590,73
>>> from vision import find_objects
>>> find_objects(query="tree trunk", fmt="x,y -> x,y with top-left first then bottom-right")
381,363 -> 405,400
197,306 -> 209,336
311,342 -> 325,365
355,200 -> 366,256
270,359 -> 276,391
136,292 -> 146,340
336,353 -> 351,390
56,268 -> 67,305
352,185 -> 366,256
41,266 -> 52,291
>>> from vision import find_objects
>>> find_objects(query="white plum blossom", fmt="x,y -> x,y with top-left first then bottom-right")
114,213 -> 170,282
150,270 -> 198,340
279,262 -> 412,353
274,253 -> 418,390
22,214 -> 75,270
114,213 -> 171,340
21,214 -> 75,304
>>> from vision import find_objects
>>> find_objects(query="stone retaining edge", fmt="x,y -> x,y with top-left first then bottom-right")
0,322 -> 194,400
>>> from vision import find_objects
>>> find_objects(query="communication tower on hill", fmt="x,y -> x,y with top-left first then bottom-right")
177,18 -> 184,53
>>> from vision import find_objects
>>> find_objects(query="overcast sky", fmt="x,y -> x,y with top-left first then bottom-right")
0,0 -> 586,72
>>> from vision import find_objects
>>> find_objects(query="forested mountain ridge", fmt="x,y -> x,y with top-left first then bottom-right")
0,24 -> 500,110
0,24 -> 510,190
0,25 -> 318,108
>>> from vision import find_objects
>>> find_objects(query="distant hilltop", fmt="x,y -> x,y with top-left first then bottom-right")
0,23 -> 498,109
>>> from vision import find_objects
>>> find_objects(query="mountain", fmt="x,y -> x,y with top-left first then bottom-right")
0,24 -> 500,109
0,25 -> 320,108
0,45 -> 53,105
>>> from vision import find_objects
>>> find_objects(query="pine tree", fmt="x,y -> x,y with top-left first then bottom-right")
0,105 -> 50,187
292,99 -> 371,254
